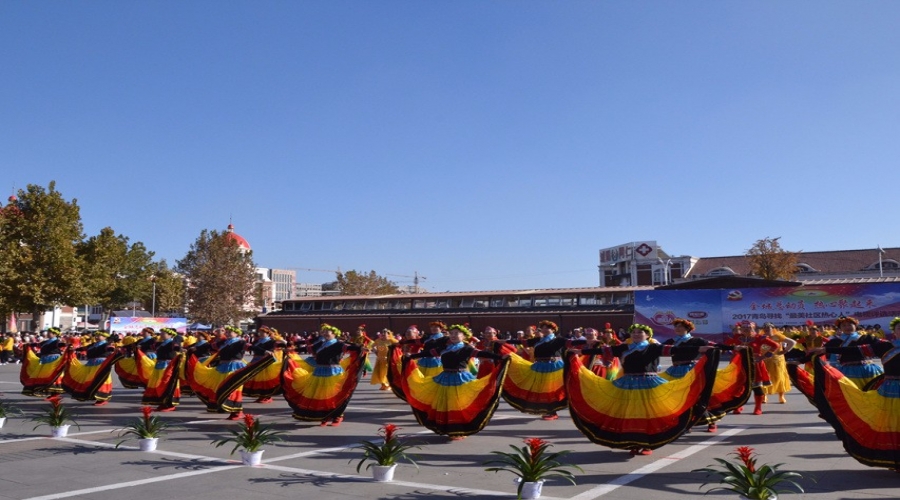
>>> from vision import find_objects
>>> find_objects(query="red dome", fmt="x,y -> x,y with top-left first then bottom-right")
225,223 -> 251,250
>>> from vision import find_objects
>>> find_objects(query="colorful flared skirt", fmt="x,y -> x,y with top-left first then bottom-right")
501,353 -> 567,415
786,361 -> 816,406
20,347 -> 70,397
835,362 -> 884,390
141,355 -> 182,407
243,351 -> 285,399
115,349 -> 154,389
565,349 -> 719,450
387,345 -> 410,401
282,350 -> 365,422
701,348 -> 751,423
62,352 -> 124,402
403,357 -> 509,437
187,353 -> 276,413
814,357 -> 900,470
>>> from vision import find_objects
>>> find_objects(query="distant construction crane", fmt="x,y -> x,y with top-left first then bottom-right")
384,271 -> 427,293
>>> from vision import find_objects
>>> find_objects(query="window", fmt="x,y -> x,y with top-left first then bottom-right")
796,263 -> 817,273
707,267 -> 737,276
473,298 -> 489,308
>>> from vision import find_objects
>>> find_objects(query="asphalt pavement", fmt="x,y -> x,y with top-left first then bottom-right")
0,359 -> 896,500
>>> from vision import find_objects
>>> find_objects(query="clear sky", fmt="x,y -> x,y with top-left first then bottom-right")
3,2 -> 898,293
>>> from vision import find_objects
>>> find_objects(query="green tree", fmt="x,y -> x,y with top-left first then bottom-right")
0,182 -> 86,330
176,229 -> 256,326
336,270 -> 400,295
746,237 -> 799,281
78,227 -> 155,324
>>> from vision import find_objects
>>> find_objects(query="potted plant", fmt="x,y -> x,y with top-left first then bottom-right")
351,423 -> 419,482
31,395 -> 80,437
484,437 -> 582,499
212,413 -> 284,466
116,406 -> 177,451
693,446 -> 807,499
0,394 -> 23,429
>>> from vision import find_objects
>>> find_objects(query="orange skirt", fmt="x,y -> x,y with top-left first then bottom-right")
62,352 -> 124,402
813,357 -> 900,470
565,350 -> 718,450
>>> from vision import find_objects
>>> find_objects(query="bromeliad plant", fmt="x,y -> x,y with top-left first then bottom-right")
0,393 -> 23,419
212,414 -> 285,454
31,395 -> 80,431
484,438 -> 582,499
116,406 -> 177,447
693,446 -> 806,499
351,423 -> 420,472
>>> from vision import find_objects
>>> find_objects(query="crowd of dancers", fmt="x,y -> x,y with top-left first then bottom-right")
14,315 -> 899,472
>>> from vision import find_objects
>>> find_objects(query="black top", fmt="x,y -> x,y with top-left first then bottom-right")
582,343 -> 700,374
216,338 -> 247,361
506,335 -> 571,359
36,338 -> 64,357
409,343 -> 501,370
823,334 -> 875,365
84,340 -> 114,359
155,339 -> 181,361
313,340 -> 360,365
251,337 -> 277,356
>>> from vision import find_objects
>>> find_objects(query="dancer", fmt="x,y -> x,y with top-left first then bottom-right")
115,334 -> 154,389
386,325 -> 424,401
725,320 -> 782,415
21,327 -> 70,398
141,328 -> 182,412
188,325 -> 275,419
242,326 -> 284,404
500,320 -> 570,420
807,316 -> 900,471
402,324 -> 509,440
350,324 -> 374,377
566,323 -> 719,456
476,327 -> 516,378
760,322 -> 797,404
823,315 -> 883,389
282,323 -> 367,426
659,318 -> 748,432
370,328 -> 399,390
62,331 -> 123,405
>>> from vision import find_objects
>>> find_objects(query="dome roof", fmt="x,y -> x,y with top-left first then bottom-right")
225,223 -> 251,251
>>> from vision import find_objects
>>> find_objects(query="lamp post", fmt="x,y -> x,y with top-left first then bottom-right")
151,275 -> 157,317
658,258 -> 672,286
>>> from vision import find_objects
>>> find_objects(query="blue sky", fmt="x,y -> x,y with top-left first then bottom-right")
3,2 -> 898,292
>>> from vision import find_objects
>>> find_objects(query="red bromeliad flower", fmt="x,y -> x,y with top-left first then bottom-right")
243,413 -> 255,428
735,446 -> 756,472
381,423 -> 398,442
141,406 -> 153,421
48,395 -> 64,408
524,438 -> 547,462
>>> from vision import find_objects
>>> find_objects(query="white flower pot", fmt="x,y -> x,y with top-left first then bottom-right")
138,438 -> 159,451
0,417 -> 6,429
51,425 -> 70,438
240,449 -> 264,466
517,479 -> 544,499
372,464 -> 397,482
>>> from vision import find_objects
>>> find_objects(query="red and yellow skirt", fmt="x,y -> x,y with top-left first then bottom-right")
115,349 -> 154,389
403,357 -> 509,437
243,351 -> 285,399
62,352 -> 124,402
20,347 -> 70,397
386,345 -> 410,401
814,357 -> 900,470
501,353 -> 567,415
282,351 -> 365,422
187,354 -> 276,413
141,355 -> 183,407
565,350 -> 718,451
683,348 -> 751,424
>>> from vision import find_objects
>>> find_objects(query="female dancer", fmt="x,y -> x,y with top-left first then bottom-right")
141,328 -> 182,412
242,326 -> 284,404
21,327 -> 69,398
370,328 -> 399,390
501,320 -> 571,421
807,316 -> 900,471
823,315 -> 883,388
566,323 -> 719,456
188,325 -> 275,420
282,323 -> 367,426
725,320 -> 782,415
62,331 -> 123,405
402,324 -> 509,440
760,322 -> 797,404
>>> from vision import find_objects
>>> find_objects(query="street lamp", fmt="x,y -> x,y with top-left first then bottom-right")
658,258 -> 672,286
150,275 -> 157,317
